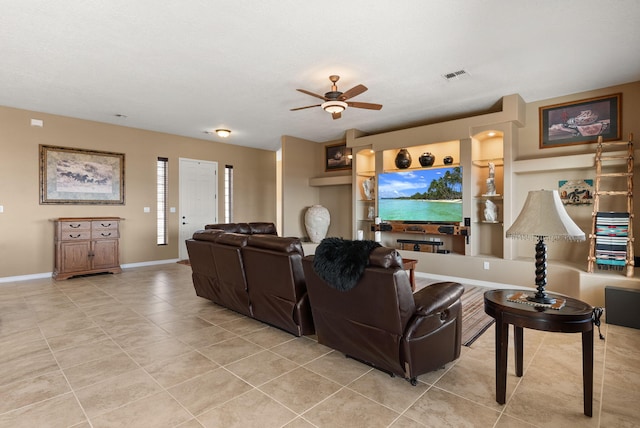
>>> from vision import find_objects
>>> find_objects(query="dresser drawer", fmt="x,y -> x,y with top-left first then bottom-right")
92,229 -> 119,239
59,230 -> 91,241
92,220 -> 119,230
60,221 -> 91,232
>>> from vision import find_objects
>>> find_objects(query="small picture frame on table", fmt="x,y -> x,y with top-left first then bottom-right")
539,93 -> 621,149
325,142 -> 352,171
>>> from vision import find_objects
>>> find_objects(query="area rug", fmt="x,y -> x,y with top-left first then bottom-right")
415,279 -> 494,347
459,284 -> 495,346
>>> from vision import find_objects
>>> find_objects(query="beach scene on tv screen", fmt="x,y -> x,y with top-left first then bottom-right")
378,167 -> 462,222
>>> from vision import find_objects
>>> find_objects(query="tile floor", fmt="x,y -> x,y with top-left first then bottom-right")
0,263 -> 638,427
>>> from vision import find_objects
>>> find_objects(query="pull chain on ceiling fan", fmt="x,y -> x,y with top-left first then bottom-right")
291,75 -> 382,120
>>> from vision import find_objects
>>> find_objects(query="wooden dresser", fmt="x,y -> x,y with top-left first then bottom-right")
53,217 -> 122,280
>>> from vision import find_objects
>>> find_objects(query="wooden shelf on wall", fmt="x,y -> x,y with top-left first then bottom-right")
373,221 -> 469,236
308,175 -> 352,187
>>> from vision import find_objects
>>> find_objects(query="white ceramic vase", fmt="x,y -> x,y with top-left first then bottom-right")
305,204 -> 330,243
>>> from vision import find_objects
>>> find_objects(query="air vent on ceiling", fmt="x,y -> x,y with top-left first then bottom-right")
442,69 -> 469,81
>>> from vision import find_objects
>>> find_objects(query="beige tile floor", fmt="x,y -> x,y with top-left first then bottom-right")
0,263 -> 638,427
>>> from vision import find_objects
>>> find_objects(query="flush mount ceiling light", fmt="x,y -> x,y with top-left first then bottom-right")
321,100 -> 347,114
215,129 -> 231,138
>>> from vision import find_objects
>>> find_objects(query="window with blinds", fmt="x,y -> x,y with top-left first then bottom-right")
157,157 -> 168,245
225,165 -> 233,223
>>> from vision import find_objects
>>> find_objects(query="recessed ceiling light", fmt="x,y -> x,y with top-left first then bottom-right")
488,132 -> 496,137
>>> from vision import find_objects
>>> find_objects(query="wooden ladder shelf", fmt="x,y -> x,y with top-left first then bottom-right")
587,134 -> 635,276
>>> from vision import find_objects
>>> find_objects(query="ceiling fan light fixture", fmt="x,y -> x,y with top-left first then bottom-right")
215,129 -> 231,138
321,101 -> 347,114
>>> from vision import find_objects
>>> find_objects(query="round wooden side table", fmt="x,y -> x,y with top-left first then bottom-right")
484,289 -> 594,417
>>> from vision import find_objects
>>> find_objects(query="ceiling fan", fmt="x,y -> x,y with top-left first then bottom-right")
291,75 -> 382,120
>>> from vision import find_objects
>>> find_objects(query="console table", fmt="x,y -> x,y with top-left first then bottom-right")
484,289 -> 594,416
53,217 -> 122,280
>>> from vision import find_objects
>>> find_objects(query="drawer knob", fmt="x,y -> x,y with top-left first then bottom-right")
101,232 -> 112,237
69,224 -> 81,228
101,223 -> 112,227
69,234 -> 81,238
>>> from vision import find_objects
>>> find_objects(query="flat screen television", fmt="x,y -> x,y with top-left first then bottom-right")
377,166 -> 463,223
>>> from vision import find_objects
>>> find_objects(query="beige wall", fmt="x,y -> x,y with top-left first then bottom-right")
278,82 -> 640,305
512,81 -> 640,265
281,135 -> 321,238
281,135 -> 351,240
0,106 -> 276,278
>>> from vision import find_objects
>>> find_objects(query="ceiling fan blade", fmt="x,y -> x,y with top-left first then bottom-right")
290,104 -> 321,111
339,84 -> 367,100
332,111 -> 342,120
296,88 -> 327,100
347,101 -> 383,110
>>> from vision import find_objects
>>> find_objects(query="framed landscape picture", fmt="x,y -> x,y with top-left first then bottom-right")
539,93 -> 621,148
40,145 -> 125,204
325,142 -> 352,171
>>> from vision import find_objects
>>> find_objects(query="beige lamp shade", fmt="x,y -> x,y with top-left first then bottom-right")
506,190 -> 585,242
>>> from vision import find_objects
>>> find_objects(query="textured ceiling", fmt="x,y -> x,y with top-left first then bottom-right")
1,1 -> 639,151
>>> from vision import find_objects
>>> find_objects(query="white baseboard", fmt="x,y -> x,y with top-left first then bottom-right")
121,259 -> 180,269
0,259 -> 181,284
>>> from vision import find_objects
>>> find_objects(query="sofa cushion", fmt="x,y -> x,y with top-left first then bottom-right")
203,222 -> 278,235
192,229 -> 225,242
247,235 -> 303,254
204,223 -> 252,234
248,222 -> 278,235
214,232 -> 249,247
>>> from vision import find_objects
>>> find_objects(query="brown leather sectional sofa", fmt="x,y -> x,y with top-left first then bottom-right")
186,223 -> 465,382
186,223 -> 314,336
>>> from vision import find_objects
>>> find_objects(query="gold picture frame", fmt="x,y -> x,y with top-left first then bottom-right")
40,145 -> 125,204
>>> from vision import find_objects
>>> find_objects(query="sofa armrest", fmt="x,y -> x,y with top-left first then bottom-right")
414,282 -> 464,316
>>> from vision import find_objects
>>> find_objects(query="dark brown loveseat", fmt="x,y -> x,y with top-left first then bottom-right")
302,244 -> 464,384
186,223 -> 314,336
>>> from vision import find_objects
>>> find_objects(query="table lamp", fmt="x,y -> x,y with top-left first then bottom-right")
506,190 -> 585,304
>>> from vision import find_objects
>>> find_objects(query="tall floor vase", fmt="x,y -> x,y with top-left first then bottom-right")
305,204 -> 330,243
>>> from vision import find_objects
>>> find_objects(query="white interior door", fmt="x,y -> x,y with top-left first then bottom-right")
179,158 -> 218,260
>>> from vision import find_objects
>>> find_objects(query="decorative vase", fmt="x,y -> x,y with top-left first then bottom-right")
305,204 -> 330,243
443,155 -> 454,165
418,152 -> 435,167
395,149 -> 412,169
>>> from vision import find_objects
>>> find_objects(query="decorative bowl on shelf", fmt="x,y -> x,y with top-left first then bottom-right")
443,155 -> 454,165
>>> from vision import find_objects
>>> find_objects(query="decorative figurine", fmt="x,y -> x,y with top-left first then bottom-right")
484,199 -> 498,222
484,161 -> 497,196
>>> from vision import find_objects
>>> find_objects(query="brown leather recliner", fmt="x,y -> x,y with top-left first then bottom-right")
186,229 -> 225,302
242,235 -> 314,336
302,246 -> 464,384
209,232 -> 252,317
